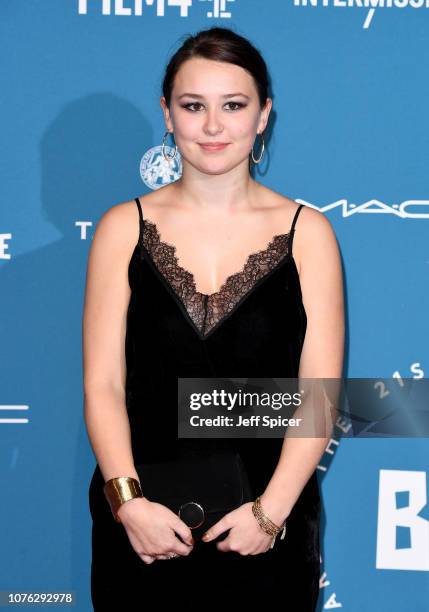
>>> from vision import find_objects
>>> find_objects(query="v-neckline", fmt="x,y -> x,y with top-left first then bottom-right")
137,217 -> 294,340
142,218 -> 291,298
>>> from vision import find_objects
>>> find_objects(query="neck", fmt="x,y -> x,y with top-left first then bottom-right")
171,160 -> 260,213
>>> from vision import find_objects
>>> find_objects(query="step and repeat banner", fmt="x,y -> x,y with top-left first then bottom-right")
1,1 -> 428,610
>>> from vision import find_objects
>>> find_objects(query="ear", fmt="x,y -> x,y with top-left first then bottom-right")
160,96 -> 174,132
257,97 -> 272,134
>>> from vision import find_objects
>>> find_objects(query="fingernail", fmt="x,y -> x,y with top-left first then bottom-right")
189,537 -> 195,545
202,533 -> 209,541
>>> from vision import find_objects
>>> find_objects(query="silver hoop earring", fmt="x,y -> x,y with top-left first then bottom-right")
162,130 -> 177,162
251,132 -> 265,164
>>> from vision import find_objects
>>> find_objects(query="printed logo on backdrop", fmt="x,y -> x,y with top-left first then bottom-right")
78,0 -> 428,28
298,199 -> 429,219
293,0 -> 429,29
78,0 -> 235,18
377,469 -> 429,571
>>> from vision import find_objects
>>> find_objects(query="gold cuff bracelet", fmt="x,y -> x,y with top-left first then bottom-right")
103,476 -> 143,523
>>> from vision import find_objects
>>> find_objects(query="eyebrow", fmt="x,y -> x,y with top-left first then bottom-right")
177,93 -> 251,100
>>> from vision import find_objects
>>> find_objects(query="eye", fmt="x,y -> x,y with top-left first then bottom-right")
224,102 -> 245,111
181,102 -> 204,112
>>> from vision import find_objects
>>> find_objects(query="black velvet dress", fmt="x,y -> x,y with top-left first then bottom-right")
88,197 -> 321,610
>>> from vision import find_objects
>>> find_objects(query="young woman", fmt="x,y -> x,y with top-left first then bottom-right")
83,26 -> 344,609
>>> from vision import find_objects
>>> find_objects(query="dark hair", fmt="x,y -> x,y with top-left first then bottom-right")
162,26 -> 271,110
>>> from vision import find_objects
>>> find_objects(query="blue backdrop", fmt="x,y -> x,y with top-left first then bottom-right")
1,1 -> 428,609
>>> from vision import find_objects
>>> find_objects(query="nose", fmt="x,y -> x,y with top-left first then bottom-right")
203,107 -> 224,135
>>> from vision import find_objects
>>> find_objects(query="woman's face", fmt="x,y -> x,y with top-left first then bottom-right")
161,57 -> 272,175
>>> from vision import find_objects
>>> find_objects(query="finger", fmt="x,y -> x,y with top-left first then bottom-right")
216,537 -> 232,552
172,520 -> 194,547
171,540 -> 194,556
201,517 -> 230,542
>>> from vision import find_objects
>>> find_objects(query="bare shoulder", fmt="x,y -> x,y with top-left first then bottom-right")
292,200 -> 337,242
257,185 -> 339,272
93,196 -> 148,255
292,203 -> 340,274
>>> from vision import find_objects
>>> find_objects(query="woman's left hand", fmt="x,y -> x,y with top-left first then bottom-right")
201,502 -> 275,555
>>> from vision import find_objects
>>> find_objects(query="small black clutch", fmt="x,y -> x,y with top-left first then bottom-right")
135,448 -> 254,541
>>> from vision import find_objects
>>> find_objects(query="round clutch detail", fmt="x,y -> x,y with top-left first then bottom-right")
178,501 -> 205,528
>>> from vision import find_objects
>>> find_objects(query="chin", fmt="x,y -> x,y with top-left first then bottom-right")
196,157 -> 247,174
200,165 -> 235,176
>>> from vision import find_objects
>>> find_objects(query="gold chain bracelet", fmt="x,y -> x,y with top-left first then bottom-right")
252,496 -> 287,549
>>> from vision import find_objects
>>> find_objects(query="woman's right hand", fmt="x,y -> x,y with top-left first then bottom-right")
117,497 -> 194,564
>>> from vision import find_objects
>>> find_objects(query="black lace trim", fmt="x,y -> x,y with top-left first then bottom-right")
142,219 -> 291,336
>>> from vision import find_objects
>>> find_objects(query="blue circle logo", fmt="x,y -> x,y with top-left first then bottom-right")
140,145 -> 182,190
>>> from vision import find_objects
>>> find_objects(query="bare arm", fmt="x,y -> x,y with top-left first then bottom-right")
82,200 -> 195,561
260,206 -> 345,524
82,201 -> 139,483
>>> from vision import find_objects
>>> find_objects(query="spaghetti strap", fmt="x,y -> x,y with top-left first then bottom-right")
288,203 -> 304,257
134,197 -> 144,245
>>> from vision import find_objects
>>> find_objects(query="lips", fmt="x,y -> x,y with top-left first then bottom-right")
199,143 -> 230,151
